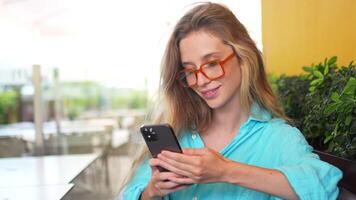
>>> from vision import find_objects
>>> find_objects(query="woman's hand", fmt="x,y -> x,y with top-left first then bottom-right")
151,149 -> 299,200
154,148 -> 230,185
141,158 -> 188,199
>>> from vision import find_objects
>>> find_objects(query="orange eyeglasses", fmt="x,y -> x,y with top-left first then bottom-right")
176,52 -> 235,87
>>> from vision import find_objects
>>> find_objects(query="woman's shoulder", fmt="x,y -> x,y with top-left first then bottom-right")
264,117 -> 308,144
259,118 -> 314,160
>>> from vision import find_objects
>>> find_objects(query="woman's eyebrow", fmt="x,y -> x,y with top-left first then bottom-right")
182,52 -> 221,66
201,52 -> 221,61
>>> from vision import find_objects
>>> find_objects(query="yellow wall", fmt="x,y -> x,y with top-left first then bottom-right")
262,0 -> 356,75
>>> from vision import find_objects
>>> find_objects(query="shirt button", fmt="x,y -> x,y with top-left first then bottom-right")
192,197 -> 198,200
192,133 -> 197,139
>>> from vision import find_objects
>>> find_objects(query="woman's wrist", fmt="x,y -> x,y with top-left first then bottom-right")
140,184 -> 153,200
221,160 -> 243,185
141,183 -> 161,200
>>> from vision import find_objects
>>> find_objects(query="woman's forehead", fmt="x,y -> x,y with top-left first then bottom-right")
179,31 -> 228,63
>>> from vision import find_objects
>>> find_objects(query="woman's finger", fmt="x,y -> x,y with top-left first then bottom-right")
150,157 -> 192,177
157,180 -> 181,189
182,148 -> 206,156
158,154 -> 197,173
168,176 -> 196,185
161,185 -> 189,194
160,151 -> 201,166
148,158 -> 161,167
155,159 -> 193,177
157,171 -> 183,181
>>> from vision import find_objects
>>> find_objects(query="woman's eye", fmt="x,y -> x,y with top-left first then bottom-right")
184,70 -> 195,77
206,61 -> 219,68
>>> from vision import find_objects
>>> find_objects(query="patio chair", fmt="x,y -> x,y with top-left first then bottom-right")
0,137 -> 27,157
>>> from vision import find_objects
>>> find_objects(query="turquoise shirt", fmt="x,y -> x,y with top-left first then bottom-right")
122,104 -> 342,200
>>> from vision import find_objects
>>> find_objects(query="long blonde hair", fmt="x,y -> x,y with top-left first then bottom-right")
119,2 -> 287,193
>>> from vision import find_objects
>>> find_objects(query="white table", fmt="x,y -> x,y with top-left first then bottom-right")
111,129 -> 130,148
0,121 -> 107,143
0,184 -> 73,200
0,154 -> 98,187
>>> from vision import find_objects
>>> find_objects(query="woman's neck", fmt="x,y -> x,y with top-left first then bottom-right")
210,99 -> 249,136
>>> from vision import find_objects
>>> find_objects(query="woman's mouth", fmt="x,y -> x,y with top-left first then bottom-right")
200,86 -> 221,100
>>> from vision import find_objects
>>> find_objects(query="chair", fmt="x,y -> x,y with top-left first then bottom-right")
0,136 -> 27,157
313,150 -> 356,200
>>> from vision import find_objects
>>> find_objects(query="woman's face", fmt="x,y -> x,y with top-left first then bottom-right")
179,30 -> 242,110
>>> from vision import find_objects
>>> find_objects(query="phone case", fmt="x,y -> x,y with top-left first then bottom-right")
140,124 -> 182,159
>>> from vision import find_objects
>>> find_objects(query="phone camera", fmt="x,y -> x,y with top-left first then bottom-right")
142,127 -> 158,142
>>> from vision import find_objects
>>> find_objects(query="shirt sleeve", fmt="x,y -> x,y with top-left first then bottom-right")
121,158 -> 152,200
273,125 -> 343,200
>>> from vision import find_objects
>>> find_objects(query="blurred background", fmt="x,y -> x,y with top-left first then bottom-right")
0,0 -> 355,199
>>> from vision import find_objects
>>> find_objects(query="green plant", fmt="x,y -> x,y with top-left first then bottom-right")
276,75 -> 309,128
112,90 -> 148,109
267,73 -> 280,93
275,57 -> 356,160
128,90 -> 148,109
61,81 -> 101,119
0,90 -> 18,124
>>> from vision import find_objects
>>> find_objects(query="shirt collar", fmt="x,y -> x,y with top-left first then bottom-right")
248,102 -> 272,122
188,102 -> 272,134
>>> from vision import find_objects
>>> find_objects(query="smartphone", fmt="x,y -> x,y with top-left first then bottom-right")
140,123 -> 183,171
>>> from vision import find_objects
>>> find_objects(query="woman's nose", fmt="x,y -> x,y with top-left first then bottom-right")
196,72 -> 211,86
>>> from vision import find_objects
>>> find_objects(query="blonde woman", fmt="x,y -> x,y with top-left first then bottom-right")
120,2 -> 341,200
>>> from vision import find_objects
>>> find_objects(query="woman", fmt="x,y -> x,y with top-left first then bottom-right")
121,2 -> 342,200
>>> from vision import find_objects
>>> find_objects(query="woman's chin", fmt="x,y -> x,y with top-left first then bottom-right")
205,98 -> 223,109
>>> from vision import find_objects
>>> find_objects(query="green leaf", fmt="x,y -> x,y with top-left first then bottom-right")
324,103 -> 339,115
327,141 -> 335,152
324,64 -> 329,75
317,62 -> 322,67
327,56 -> 337,66
345,115 -> 352,126
331,92 -> 340,103
343,77 -> 356,95
310,79 -> 323,86
313,71 -> 324,79
303,66 -> 313,73
329,63 -> 336,68
324,135 -> 332,144
309,86 -> 316,92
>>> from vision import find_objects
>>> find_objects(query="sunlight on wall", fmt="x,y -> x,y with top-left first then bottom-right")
262,0 -> 356,75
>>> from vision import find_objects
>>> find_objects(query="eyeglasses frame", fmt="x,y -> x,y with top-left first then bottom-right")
176,52 -> 236,87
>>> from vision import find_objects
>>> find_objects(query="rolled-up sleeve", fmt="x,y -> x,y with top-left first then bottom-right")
273,127 -> 342,200
121,158 -> 151,200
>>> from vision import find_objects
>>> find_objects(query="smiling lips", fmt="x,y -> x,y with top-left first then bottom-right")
200,86 -> 221,99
